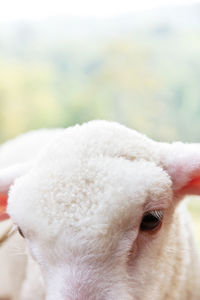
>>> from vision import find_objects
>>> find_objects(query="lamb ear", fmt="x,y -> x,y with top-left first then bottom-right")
161,142 -> 200,196
0,162 -> 31,221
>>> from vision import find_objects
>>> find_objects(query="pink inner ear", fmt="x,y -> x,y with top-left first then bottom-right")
0,193 -> 9,221
179,176 -> 200,195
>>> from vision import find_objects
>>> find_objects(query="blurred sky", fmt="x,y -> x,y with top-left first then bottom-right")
0,0 -> 200,20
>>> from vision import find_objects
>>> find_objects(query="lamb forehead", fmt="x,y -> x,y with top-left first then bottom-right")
8,121 -> 171,236
9,158 -> 171,238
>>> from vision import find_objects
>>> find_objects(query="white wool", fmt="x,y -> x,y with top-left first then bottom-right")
10,158 -> 171,239
1,121 -> 200,300
0,128 -> 62,168
0,128 -> 62,300
8,121 -> 171,239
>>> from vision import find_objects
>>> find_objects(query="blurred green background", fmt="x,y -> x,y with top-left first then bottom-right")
0,2 -> 200,243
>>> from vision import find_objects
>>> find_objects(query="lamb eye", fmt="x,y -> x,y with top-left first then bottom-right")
17,227 -> 25,238
140,211 -> 163,231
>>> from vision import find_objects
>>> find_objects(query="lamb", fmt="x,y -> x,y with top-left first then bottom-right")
1,120 -> 200,300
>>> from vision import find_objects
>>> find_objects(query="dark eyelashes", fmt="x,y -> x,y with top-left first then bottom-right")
140,210 -> 163,231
